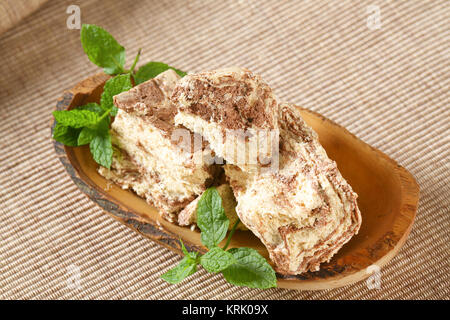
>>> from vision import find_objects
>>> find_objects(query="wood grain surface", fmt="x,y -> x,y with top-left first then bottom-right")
0,0 -> 49,35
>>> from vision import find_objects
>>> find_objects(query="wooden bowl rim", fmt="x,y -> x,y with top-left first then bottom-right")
51,73 -> 420,290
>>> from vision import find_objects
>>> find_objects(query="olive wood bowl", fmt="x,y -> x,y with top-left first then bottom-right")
52,73 -> 420,290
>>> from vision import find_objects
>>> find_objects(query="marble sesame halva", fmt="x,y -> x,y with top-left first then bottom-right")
225,103 -> 362,274
171,67 -> 279,171
172,67 -> 362,274
100,67 -> 362,275
99,70 -> 218,222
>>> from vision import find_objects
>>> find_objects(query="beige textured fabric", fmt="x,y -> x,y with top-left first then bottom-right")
0,0 -> 49,35
0,0 -> 448,300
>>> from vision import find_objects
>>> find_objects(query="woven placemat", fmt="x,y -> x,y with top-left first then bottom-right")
0,0 -> 448,300
0,0 -> 49,35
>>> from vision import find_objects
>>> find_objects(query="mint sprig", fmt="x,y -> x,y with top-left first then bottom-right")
53,24 -> 186,168
52,123 -> 82,147
135,62 -> 187,85
200,247 -> 236,273
77,127 -> 97,146
161,240 -> 199,284
197,187 -> 229,249
222,248 -> 277,289
161,256 -> 198,284
81,24 -> 126,75
100,74 -> 132,116
53,109 -> 99,128
161,187 -> 277,289
52,75 -> 130,168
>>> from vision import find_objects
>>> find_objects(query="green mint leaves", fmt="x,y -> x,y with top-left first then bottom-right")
161,240 -> 200,284
161,256 -> 198,284
197,188 -> 229,249
100,74 -> 132,116
81,24 -> 126,75
53,109 -> 99,128
80,24 -> 186,83
161,187 -> 277,289
52,75 -> 132,168
90,133 -> 113,169
52,124 -> 82,147
222,248 -> 277,289
135,62 -> 187,85
53,24 -> 186,169
200,247 -> 235,273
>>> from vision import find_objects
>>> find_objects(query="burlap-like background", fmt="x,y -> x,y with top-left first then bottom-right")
0,0 -> 448,299
0,0 -> 48,35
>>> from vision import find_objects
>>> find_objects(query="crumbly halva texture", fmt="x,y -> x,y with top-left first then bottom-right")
98,70 -> 218,221
99,67 -> 362,275
178,184 -> 247,230
172,67 -> 279,170
224,103 -> 362,274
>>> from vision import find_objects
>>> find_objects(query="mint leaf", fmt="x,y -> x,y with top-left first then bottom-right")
52,109 -> 99,128
53,103 -> 105,146
52,123 -> 81,147
90,131 -> 112,168
81,24 -> 125,75
77,127 -> 97,145
78,102 -> 104,114
161,257 -> 197,284
77,103 -> 110,146
134,62 -> 186,85
95,115 -> 111,135
181,239 -> 190,256
100,74 -> 132,116
180,240 -> 199,262
196,187 -> 229,249
221,248 -> 277,289
200,247 -> 235,273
